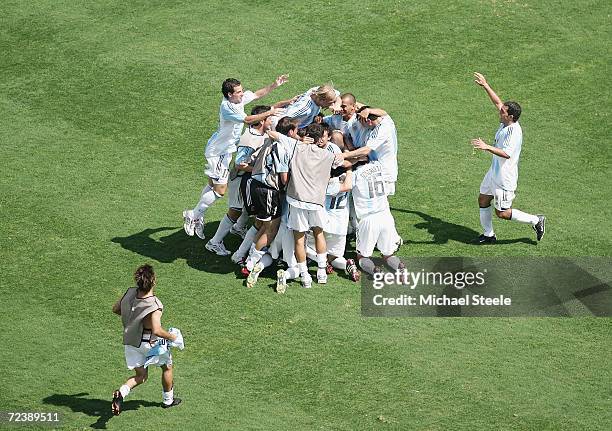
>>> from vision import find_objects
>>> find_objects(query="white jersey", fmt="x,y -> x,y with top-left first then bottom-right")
323,114 -> 356,135
489,122 -> 522,191
346,119 -> 370,148
284,87 -> 340,129
365,116 -> 398,183
352,162 -> 389,220
205,90 -> 257,157
324,143 -> 350,235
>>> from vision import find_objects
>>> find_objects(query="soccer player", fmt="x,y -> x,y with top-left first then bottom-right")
111,264 -> 183,415
346,160 -> 405,275
240,117 -> 300,276
342,106 -> 398,195
282,123 -> 340,287
471,72 -> 545,243
323,92 -> 358,149
182,75 -> 287,240
282,84 -> 342,129
205,105 -> 272,256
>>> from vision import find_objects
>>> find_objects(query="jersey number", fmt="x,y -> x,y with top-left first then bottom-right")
329,194 -> 348,210
367,178 -> 385,198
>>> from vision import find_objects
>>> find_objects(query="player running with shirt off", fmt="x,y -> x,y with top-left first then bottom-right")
111,264 -> 184,415
183,75 -> 287,241
471,72 -> 545,243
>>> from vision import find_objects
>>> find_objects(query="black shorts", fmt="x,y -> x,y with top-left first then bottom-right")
240,175 -> 282,221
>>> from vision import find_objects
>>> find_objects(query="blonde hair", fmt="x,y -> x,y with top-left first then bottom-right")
312,84 -> 337,104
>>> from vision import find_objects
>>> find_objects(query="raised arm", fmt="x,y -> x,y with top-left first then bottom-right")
244,107 -> 280,125
272,94 -> 299,109
254,74 -> 288,99
150,310 -> 177,342
474,72 -> 503,110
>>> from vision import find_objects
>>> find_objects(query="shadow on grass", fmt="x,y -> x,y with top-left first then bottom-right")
42,392 -> 158,429
110,222 -> 246,275
391,208 -> 537,245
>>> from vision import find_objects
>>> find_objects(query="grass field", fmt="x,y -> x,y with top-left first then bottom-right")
1,0 -> 611,429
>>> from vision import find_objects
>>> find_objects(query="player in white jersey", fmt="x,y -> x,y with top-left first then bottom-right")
182,75 -> 287,240
205,105 -> 272,256
322,93 -> 358,149
341,106 -> 398,195
282,84 -> 342,129
471,72 -> 545,243
349,161 -> 405,276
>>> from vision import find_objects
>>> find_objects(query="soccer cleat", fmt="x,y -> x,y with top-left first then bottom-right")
276,269 -> 287,294
317,270 -> 328,284
231,251 -> 245,264
346,259 -> 361,282
182,210 -> 195,236
301,274 -> 313,289
111,390 -> 123,416
397,261 -> 409,284
246,261 -> 264,288
533,215 -> 546,241
205,240 -> 231,256
230,224 -> 248,239
325,262 -> 335,274
194,218 -> 205,240
240,265 -> 250,278
473,234 -> 497,244
161,397 -> 182,409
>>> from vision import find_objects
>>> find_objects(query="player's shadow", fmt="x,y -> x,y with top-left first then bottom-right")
110,223 -> 243,275
391,208 -> 536,245
42,392 -> 158,429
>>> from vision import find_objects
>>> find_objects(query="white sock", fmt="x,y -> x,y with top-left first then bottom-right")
331,257 -> 347,271
359,257 -> 376,275
119,384 -> 130,399
316,253 -> 327,278
386,255 -> 401,270
246,248 -> 265,271
211,215 -> 234,243
236,226 -> 258,258
193,185 -> 221,219
260,253 -> 273,268
479,207 -> 494,236
511,209 -> 539,225
297,261 -> 308,277
234,211 -> 249,230
162,388 -> 174,405
285,267 -> 300,280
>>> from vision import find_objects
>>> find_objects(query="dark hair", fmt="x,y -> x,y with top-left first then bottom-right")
222,78 -> 241,98
319,122 -> 331,133
504,101 -> 521,122
356,105 -> 379,121
330,165 -> 347,178
134,264 -> 156,292
250,105 -> 270,127
275,116 -> 298,135
305,123 -> 324,142
340,93 -> 356,105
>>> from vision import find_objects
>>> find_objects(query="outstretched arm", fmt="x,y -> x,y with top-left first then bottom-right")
254,74 -> 288,99
244,107 -> 280,125
474,72 -> 503,110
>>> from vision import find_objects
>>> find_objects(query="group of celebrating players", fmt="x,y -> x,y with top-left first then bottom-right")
181,75 -> 405,292
111,72 -> 548,414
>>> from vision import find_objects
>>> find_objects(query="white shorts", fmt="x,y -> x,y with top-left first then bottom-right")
356,210 -> 401,257
385,181 -> 396,196
287,205 -> 329,233
124,341 -> 172,370
227,174 -> 244,209
307,232 -> 346,258
479,170 -> 515,211
205,153 -> 232,185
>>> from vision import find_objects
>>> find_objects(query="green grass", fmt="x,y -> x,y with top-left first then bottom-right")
1,0 -> 611,429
